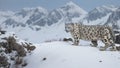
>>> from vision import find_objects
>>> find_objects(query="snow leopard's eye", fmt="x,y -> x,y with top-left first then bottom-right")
65,26 -> 70,32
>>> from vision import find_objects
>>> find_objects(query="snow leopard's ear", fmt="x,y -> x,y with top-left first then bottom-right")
70,23 -> 74,26
65,22 -> 70,25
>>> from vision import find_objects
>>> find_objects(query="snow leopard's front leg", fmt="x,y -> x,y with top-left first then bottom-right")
72,32 -> 80,45
73,37 -> 79,45
71,24 -> 80,45
91,40 -> 98,47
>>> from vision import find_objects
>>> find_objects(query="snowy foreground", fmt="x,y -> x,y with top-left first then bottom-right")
25,41 -> 120,68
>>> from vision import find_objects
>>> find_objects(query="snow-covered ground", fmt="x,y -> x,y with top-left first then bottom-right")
24,41 -> 120,68
1,31 -> 120,68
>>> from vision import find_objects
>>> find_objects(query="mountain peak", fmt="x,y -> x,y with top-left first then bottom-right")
62,1 -> 87,14
64,1 -> 82,9
66,1 -> 77,6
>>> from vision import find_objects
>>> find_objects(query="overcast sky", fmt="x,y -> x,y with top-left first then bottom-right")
0,0 -> 120,11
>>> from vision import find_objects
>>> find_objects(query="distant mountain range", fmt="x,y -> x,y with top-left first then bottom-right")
0,1 -> 120,30
84,5 -> 120,29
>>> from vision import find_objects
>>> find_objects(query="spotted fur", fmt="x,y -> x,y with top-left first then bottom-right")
65,23 -> 116,51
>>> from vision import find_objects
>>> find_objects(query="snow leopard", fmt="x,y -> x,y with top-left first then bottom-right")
65,23 -> 116,51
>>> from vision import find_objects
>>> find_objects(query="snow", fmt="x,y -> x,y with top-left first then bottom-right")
95,5 -> 118,13
64,1 -> 87,14
0,11 -> 14,23
24,41 -> 120,68
2,18 -> 70,43
2,23 -> 120,68
83,13 -> 111,25
0,11 -> 14,16
22,7 -> 48,14
4,21 -> 119,68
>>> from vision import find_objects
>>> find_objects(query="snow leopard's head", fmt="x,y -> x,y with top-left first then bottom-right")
65,23 -> 74,33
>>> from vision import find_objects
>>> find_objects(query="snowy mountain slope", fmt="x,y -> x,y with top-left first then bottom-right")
60,1 -> 87,16
82,5 -> 120,29
45,1 -> 87,26
3,20 -> 69,43
25,7 -> 48,26
83,13 -> 111,25
25,41 -> 120,68
85,5 -> 117,22
105,7 -> 120,29
2,7 -> 48,27
0,11 -> 14,24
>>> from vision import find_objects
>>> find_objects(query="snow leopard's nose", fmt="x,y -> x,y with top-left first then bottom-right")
65,29 -> 68,32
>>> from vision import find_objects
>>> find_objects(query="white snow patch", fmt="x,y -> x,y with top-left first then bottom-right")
24,41 -> 120,68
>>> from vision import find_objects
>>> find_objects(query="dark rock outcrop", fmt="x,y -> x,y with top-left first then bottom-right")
0,32 -> 36,68
115,34 -> 120,44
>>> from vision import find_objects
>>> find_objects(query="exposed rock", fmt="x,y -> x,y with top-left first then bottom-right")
115,34 -> 120,44
42,57 -> 47,61
63,38 -> 73,42
0,31 -> 36,68
0,55 -> 10,68
116,46 -> 120,51
23,42 -> 36,53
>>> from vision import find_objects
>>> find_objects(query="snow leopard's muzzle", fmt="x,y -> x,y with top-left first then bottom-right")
65,26 -> 70,33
